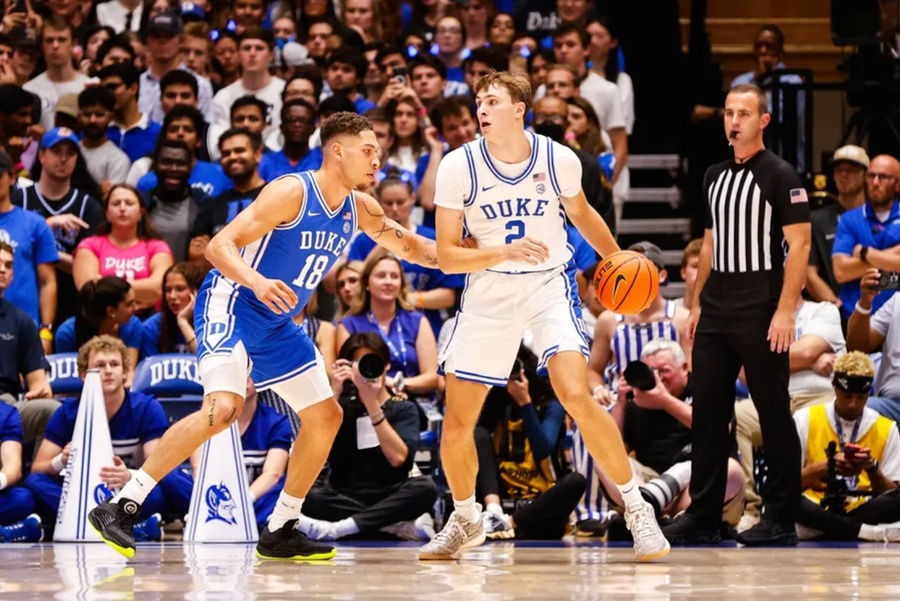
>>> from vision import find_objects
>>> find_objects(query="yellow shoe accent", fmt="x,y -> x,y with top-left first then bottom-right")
89,522 -> 135,559
255,548 -> 337,561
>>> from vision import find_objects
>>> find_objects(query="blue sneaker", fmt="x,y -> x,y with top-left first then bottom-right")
0,514 -> 43,543
133,513 -> 163,542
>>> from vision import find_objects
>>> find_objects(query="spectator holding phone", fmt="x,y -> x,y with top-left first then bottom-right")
846,269 -> 900,423
794,352 -> 900,541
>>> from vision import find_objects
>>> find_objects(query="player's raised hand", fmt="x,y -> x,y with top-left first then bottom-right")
504,237 -> 549,265
251,276 -> 298,315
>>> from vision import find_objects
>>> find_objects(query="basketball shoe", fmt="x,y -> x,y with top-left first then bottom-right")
256,519 -> 337,560
89,498 -> 142,558
625,502 -> 671,561
418,509 -> 485,560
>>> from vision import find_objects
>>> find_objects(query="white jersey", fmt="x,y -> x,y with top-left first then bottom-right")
434,131 -> 583,273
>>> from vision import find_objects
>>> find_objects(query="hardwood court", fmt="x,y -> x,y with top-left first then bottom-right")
1,541 -> 899,600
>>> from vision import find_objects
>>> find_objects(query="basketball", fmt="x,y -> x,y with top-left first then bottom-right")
592,250 -> 660,314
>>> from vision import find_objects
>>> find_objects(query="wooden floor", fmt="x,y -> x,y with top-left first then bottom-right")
2,541 -> 900,600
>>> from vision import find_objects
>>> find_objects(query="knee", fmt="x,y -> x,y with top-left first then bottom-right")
443,410 -> 477,436
300,399 -> 343,433
203,393 -> 244,431
556,385 -> 591,419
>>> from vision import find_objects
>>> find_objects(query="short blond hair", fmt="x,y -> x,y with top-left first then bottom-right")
834,351 -> 874,378
77,335 -> 131,374
473,71 -> 533,112
681,238 -> 703,269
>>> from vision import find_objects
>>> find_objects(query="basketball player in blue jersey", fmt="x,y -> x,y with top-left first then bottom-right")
420,72 -> 669,561
89,112 -> 440,560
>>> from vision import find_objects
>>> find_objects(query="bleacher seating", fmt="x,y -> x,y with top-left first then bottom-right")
132,354 -> 203,423
45,353 -> 82,397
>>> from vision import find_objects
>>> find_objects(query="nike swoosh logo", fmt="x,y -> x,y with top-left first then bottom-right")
481,184 -> 497,191
612,274 -> 627,302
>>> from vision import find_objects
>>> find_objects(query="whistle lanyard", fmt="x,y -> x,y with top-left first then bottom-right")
367,312 -> 407,373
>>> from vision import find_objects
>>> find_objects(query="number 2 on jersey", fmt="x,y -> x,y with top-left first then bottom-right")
505,220 -> 525,244
292,254 -> 329,290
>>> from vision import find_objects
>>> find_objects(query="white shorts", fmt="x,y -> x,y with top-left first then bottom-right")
439,265 -> 590,386
198,342 -> 334,412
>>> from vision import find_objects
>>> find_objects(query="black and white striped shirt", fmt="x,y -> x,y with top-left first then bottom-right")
704,150 -> 809,274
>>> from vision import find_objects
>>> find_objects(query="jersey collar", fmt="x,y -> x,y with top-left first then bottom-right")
863,199 -> 900,224
478,130 -> 539,186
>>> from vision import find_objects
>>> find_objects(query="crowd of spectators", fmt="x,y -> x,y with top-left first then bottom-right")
0,0 -> 897,548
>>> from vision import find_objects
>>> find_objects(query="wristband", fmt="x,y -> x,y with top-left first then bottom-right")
854,302 -> 871,316
0,472 -> 7,491
40,327 -> 54,341
51,453 -> 65,474
860,246 -> 870,262
416,106 -> 427,117
369,410 -> 384,423
417,291 -> 425,309
371,415 -> 387,427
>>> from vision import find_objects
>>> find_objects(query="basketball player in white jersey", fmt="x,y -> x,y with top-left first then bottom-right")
421,72 -> 669,561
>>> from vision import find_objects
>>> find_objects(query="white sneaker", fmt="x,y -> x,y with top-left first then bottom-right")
737,513 -> 760,533
381,513 -> 435,541
482,510 -> 514,539
295,514 -> 337,541
418,508 -> 485,560
624,503 -> 670,562
869,520 -> 900,542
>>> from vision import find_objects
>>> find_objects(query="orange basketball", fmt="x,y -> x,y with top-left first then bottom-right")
592,250 -> 660,314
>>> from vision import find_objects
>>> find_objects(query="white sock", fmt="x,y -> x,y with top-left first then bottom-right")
333,517 -> 360,539
616,476 -> 645,512
486,503 -> 504,516
115,469 -> 157,505
858,524 -> 882,541
454,495 -> 479,523
267,492 -> 304,531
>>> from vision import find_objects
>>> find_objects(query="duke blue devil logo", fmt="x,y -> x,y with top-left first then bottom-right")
205,482 -> 238,525
93,483 -> 114,505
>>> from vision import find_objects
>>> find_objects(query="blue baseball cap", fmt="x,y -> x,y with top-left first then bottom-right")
40,127 -> 80,150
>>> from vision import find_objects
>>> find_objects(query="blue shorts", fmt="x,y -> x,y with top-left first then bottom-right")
195,273 -> 326,396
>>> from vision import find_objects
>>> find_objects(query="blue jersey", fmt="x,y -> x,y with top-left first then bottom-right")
140,312 -> 188,358
0,402 -> 23,443
45,390 -> 169,468
258,147 -> 323,182
241,401 -> 292,482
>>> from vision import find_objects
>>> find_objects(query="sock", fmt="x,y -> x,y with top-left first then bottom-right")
115,469 -> 157,505
486,502 -> 504,516
332,517 -> 360,539
640,461 -> 691,515
858,524 -> 882,541
267,492 -> 304,531
453,494 -> 479,523
616,476 -> 645,512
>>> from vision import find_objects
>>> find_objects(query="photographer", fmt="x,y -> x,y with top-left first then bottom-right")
794,352 -> 900,541
297,333 -> 437,541
474,345 -> 584,540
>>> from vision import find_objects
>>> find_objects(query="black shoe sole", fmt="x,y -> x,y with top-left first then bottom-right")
664,532 -> 722,546
735,532 -> 798,547
255,546 -> 337,561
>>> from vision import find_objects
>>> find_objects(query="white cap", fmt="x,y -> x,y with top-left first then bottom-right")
281,42 -> 313,67
832,145 -> 870,168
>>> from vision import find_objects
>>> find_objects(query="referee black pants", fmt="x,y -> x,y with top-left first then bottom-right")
688,272 -> 800,528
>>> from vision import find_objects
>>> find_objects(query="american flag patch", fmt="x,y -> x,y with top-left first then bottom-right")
533,172 -> 546,182
790,188 -> 808,204
343,211 -> 352,220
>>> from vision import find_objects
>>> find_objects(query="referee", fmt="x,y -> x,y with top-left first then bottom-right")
662,83 -> 811,546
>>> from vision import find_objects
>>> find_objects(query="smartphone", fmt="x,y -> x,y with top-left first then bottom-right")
391,66 -> 407,86
844,443 -> 865,459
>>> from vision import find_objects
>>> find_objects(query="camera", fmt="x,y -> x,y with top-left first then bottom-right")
879,271 -> 900,291
509,358 -> 523,380
358,352 -> 386,380
623,361 -> 656,391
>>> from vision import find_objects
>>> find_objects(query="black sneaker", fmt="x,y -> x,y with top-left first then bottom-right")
88,498 -> 142,558
735,518 -> 798,547
256,519 -> 337,560
661,513 -> 722,545
574,518 -> 608,538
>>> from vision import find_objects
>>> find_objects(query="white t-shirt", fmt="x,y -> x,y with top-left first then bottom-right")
434,132 -> 581,273
23,72 -> 94,130
790,301 -> 847,396
80,140 -> 131,187
794,402 -> 900,480
208,76 -> 285,161
872,294 -> 900,399
95,0 -> 143,33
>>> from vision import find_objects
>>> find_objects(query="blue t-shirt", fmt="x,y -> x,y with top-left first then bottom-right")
55,315 -> 143,353
140,312 -> 189,358
446,66 -> 464,83
0,298 -> 48,397
0,206 -> 59,321
0,402 -> 23,443
340,310 -> 424,378
136,161 -> 232,198
832,200 -> 900,315
567,224 -> 597,271
347,225 -> 462,334
258,147 -> 323,182
108,120 -> 163,162
241,401 -> 292,482
355,96 -> 376,114
45,390 -> 169,468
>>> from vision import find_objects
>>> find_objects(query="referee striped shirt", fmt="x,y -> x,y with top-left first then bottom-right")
704,150 -> 809,274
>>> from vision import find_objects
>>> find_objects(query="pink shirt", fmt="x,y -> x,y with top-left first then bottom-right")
75,235 -> 172,282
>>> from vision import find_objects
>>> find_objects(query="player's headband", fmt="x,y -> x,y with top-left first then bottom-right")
833,372 -> 873,394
